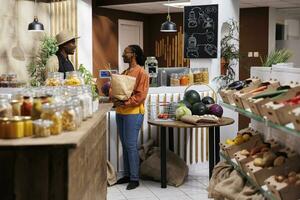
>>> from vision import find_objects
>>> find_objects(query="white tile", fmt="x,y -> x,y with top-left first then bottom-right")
127,198 -> 159,200
121,187 -> 157,199
180,188 -> 208,196
150,189 -> 186,198
158,195 -> 192,200
188,193 -> 212,200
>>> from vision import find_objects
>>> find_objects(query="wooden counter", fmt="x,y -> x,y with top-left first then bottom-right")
0,103 -> 112,200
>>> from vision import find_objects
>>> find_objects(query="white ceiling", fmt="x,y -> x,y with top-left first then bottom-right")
101,0 -> 300,14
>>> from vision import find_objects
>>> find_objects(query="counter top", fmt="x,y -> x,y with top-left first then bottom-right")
0,103 -> 113,148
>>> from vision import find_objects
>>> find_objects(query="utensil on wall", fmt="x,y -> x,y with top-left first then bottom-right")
28,0 -> 44,31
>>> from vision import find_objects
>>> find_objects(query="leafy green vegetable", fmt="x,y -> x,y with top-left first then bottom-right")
175,105 -> 192,120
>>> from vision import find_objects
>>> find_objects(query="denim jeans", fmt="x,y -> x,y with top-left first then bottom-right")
116,113 -> 144,181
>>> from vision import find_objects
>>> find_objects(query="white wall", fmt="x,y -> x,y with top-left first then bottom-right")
190,0 -> 240,142
268,7 -> 276,53
77,0 -> 93,73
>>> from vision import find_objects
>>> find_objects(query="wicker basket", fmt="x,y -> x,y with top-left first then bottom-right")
184,83 -> 218,102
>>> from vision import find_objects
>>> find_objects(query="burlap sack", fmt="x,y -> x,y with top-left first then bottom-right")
111,74 -> 136,100
140,147 -> 188,187
107,160 -> 117,186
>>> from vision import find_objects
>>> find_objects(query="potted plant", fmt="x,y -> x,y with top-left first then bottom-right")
213,19 -> 239,92
260,49 -> 292,67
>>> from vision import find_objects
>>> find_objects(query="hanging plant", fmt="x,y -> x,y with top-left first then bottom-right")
213,19 -> 239,92
27,35 -> 58,87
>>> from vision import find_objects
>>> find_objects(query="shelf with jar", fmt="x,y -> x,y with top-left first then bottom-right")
0,85 -> 96,140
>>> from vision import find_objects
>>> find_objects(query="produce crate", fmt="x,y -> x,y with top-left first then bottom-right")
290,107 -> 300,131
219,128 -> 262,159
245,148 -> 300,186
148,102 -> 178,120
234,139 -> 280,172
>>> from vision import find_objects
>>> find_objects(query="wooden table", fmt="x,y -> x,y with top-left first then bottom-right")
0,103 -> 112,200
148,117 -> 234,188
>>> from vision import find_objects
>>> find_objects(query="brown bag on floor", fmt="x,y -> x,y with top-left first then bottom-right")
140,147 -> 189,187
107,160 -> 117,186
111,74 -> 136,100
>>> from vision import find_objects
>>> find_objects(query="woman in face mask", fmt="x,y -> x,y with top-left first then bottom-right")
113,45 -> 149,190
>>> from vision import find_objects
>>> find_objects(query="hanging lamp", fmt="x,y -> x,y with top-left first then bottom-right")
28,0 -> 44,31
160,0 -> 177,32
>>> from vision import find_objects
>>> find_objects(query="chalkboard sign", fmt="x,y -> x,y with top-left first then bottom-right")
184,4 -> 218,58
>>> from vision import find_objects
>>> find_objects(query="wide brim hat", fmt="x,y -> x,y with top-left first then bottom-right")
56,30 -> 80,46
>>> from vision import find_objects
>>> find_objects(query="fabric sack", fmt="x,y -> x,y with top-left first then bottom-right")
107,160 -> 117,186
111,74 -> 136,100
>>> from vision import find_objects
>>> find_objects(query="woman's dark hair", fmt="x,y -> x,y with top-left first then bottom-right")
128,45 -> 146,66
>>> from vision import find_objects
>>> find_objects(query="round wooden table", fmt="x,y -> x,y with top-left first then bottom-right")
148,117 -> 234,188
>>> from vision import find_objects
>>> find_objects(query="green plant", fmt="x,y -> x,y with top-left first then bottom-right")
27,35 -> 58,86
78,64 -> 99,100
260,49 -> 292,67
213,19 -> 239,91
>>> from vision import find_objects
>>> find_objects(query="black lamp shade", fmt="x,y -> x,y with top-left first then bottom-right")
28,17 -> 44,31
160,20 -> 177,32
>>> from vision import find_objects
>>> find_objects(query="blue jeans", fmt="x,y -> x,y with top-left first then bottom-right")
116,114 -> 144,181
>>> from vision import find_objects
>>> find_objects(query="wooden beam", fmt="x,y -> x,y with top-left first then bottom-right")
95,0 -> 176,7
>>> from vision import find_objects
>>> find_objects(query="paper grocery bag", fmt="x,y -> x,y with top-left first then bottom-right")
111,74 -> 136,100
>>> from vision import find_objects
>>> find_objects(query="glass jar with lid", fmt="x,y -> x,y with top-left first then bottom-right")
6,117 -> 24,139
180,73 -> 189,86
31,97 -> 42,120
41,104 -> 63,135
0,117 -> 9,138
0,73 -> 7,82
10,99 -> 21,116
45,72 -> 64,86
193,70 -> 203,84
83,86 -> 93,118
62,102 -> 78,131
202,68 -> 209,84
64,71 -> 84,86
145,57 -> 158,75
23,116 -> 33,137
170,73 -> 180,86
72,98 -> 83,126
33,119 -> 53,137
6,73 -> 17,82
21,96 -> 33,116
0,99 -> 13,118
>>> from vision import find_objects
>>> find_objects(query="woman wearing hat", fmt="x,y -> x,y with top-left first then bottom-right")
46,30 -> 79,78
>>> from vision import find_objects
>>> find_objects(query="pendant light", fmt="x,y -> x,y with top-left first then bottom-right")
160,0 -> 177,32
28,0 -> 44,31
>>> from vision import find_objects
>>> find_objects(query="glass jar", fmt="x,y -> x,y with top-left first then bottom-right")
62,102 -> 78,131
145,57 -> 158,77
31,97 -> 42,120
6,117 -> 24,139
188,69 -> 194,84
11,100 -> 21,116
72,98 -> 83,125
0,99 -> 13,118
180,74 -> 189,86
160,69 -> 167,86
64,71 -> 83,86
23,116 -> 33,137
33,119 -> 53,137
193,70 -> 203,84
21,96 -> 33,116
202,68 -> 209,84
45,72 -> 64,86
41,104 -> 63,135
0,73 -> 7,82
6,73 -> 17,82
84,86 -> 93,118
170,73 -> 180,86
0,118 -> 9,139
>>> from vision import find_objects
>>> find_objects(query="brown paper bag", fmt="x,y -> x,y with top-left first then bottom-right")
111,74 -> 136,100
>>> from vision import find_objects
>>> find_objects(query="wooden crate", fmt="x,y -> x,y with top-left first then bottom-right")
290,107 -> 300,131
245,149 -> 300,186
220,132 -> 263,159
220,89 -> 236,105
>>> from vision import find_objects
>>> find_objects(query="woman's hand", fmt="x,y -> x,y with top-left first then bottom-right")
113,98 -> 125,107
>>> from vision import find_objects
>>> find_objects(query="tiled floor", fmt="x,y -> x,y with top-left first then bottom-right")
107,162 -> 212,200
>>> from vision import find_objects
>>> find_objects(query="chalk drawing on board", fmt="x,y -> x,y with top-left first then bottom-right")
188,10 -> 197,28
205,6 -> 217,14
186,35 -> 199,57
204,44 -> 217,56
203,17 -> 214,29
